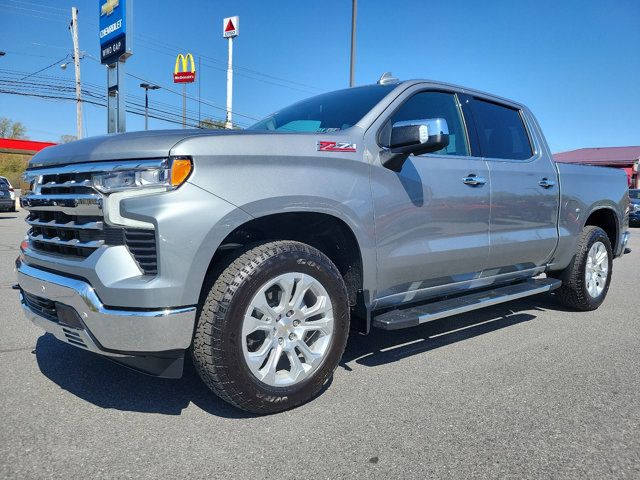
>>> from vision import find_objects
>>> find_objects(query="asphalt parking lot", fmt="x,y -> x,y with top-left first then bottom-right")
1,210 -> 639,479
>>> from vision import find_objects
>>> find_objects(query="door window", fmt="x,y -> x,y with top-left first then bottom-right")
385,92 -> 470,156
472,99 -> 533,160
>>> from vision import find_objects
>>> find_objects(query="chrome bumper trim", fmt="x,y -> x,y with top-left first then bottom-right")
16,260 -> 196,353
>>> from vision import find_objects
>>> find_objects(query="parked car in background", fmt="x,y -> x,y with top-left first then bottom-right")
629,189 -> 640,226
0,176 -> 16,212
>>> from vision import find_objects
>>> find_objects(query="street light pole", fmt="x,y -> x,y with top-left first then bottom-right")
139,83 -> 160,130
349,0 -> 357,87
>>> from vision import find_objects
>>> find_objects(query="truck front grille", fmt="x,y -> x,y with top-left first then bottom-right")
22,165 -> 158,275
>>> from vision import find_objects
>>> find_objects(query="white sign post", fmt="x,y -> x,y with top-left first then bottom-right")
223,16 -> 239,129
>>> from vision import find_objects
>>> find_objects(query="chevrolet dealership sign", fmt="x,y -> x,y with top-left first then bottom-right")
99,0 -> 130,64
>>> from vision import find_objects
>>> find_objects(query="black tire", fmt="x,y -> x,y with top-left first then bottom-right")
192,241 -> 350,414
550,226 -> 613,311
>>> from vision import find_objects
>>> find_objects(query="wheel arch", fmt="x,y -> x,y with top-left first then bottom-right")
201,210 -> 371,332
584,206 -> 619,252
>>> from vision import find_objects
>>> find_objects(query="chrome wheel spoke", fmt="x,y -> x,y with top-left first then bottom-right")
242,314 -> 273,336
260,344 -> 284,384
301,295 -> 332,319
295,339 -> 322,367
246,339 -> 274,370
289,275 -> 313,310
253,293 -> 280,318
286,349 -> 307,382
302,317 -> 333,336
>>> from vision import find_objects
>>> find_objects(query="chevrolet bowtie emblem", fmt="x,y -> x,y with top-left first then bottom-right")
101,0 -> 119,16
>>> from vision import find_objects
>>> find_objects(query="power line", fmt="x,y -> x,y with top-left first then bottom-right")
5,0 -> 67,12
1,70 -> 252,129
135,33 -> 325,93
20,55 -> 69,80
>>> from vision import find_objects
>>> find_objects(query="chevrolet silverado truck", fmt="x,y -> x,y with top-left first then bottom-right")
15,76 -> 631,414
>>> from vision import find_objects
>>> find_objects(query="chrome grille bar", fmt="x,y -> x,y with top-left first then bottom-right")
21,193 -> 102,215
26,217 -> 103,230
28,232 -> 105,249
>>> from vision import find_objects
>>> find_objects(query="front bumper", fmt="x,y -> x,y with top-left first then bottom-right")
16,259 -> 196,377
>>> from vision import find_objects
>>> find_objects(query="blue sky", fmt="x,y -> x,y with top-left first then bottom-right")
0,0 -> 638,153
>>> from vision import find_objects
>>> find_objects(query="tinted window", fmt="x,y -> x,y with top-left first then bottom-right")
386,91 -> 469,156
471,99 -> 532,160
630,189 -> 640,200
0,178 -> 8,187
249,85 -> 396,132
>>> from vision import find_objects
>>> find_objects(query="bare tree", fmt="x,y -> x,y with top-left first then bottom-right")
0,117 -> 27,139
59,135 -> 78,144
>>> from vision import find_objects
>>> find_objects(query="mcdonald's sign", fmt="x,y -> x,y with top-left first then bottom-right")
174,53 -> 196,83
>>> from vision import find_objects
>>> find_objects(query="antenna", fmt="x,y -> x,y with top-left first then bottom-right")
377,72 -> 399,85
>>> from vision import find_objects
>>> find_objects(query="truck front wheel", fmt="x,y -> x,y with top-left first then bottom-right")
192,241 -> 350,414
550,225 -> 613,311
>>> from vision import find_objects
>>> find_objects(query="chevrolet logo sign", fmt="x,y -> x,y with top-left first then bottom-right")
101,0 -> 119,16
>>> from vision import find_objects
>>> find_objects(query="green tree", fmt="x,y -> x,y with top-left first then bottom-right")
0,117 -> 27,139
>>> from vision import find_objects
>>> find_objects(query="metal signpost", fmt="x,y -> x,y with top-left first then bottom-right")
223,16 -> 239,129
99,0 -> 132,133
173,53 -> 196,129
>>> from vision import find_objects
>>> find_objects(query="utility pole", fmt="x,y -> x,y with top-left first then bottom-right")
349,0 -> 357,87
71,7 -> 83,139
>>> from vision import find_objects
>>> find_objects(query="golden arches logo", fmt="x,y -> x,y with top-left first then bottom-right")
173,53 -> 196,83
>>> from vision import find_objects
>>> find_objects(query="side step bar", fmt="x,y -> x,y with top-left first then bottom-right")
372,277 -> 561,331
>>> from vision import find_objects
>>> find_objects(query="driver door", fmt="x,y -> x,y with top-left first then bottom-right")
367,89 -> 491,306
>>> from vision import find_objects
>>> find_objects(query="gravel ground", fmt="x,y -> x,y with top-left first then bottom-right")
1,210 -> 639,479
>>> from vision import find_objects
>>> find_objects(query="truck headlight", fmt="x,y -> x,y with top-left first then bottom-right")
92,158 -> 192,193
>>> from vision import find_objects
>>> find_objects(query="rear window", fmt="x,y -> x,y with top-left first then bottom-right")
472,99 -> 533,160
0,178 -> 9,187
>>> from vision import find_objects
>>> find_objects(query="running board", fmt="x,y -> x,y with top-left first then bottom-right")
372,278 -> 561,331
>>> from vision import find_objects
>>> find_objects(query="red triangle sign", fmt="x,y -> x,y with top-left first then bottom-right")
225,19 -> 235,32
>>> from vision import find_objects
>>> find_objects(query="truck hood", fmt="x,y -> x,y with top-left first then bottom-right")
28,129 -> 271,168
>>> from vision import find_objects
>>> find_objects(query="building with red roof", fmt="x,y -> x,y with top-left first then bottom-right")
554,146 -> 640,188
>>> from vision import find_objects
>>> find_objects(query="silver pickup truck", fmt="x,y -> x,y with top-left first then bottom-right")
16,76 -> 630,413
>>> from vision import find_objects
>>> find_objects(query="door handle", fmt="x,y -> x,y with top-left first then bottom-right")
462,174 -> 486,186
538,178 -> 556,189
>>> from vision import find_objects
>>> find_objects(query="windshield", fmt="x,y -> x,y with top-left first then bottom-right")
630,189 -> 640,200
248,85 -> 396,133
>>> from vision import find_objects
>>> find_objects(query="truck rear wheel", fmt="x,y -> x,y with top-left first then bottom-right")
192,241 -> 350,414
550,226 -> 613,311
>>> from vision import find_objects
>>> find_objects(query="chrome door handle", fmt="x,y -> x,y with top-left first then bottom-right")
462,175 -> 486,186
538,178 -> 556,189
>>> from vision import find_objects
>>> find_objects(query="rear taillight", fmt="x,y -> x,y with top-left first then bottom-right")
9,188 -> 14,192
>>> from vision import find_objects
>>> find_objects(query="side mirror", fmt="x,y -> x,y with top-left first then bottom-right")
381,118 -> 450,171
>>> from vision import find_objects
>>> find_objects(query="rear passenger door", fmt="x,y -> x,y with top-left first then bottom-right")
469,96 -> 559,275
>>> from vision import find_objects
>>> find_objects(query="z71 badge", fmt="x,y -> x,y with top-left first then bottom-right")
317,141 -> 357,152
